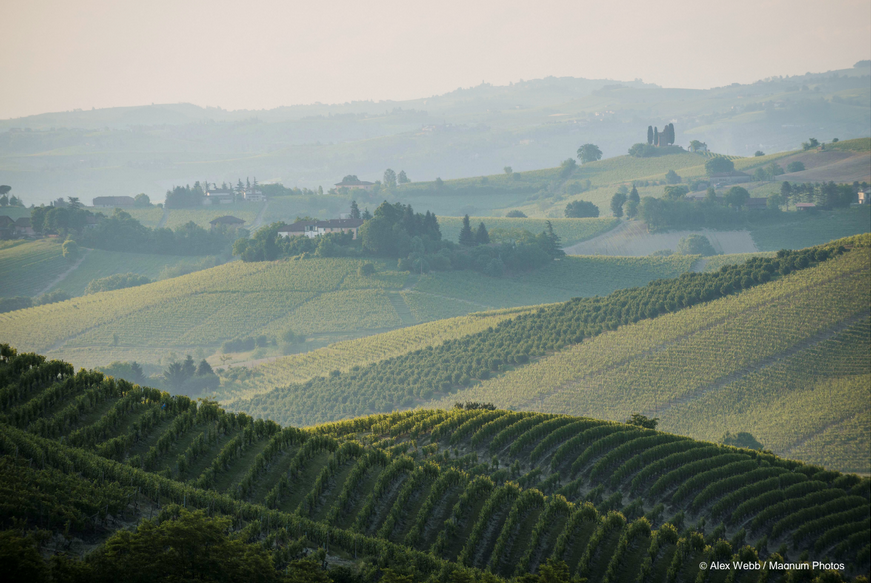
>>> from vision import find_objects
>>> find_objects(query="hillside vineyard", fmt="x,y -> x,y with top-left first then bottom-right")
0,353 -> 869,580
231,239 -> 860,426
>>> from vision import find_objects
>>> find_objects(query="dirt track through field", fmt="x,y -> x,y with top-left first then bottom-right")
564,221 -> 759,256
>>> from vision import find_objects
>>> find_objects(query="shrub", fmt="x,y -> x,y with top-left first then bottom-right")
505,210 -> 527,218
85,273 -> 152,295
677,234 -> 717,256
565,200 -> 599,218
787,161 -> 805,172
358,263 -> 376,276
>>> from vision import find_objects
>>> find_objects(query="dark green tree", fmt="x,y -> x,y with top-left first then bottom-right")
610,192 -> 627,218
62,239 -> 79,261
196,359 -> 214,376
647,126 -> 654,145
349,200 -> 361,219
87,509 -> 280,583
576,144 -> 603,164
677,234 -> 717,256
458,215 -> 475,246
559,158 -> 577,178
724,186 -> 750,208
564,200 -> 599,218
398,170 -> 409,184
705,156 -> 735,175
722,431 -> 764,450
626,413 -> 659,429
653,126 -> 659,146
383,169 -> 397,188
628,185 -> 640,203
665,169 -> 681,184
474,222 -> 490,245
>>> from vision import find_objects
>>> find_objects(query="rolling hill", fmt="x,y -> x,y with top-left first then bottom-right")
423,244 -> 870,473
0,351 -> 868,580
227,238 -> 864,431
0,254 -> 698,371
0,239 -> 215,299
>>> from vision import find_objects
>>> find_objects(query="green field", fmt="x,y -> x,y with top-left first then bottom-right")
427,247 -> 870,473
0,254 -> 700,370
0,239 -> 71,297
0,239 -> 226,300
1,359 -> 868,580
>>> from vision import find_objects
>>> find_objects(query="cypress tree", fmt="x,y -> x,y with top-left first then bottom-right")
654,127 -> 659,146
458,215 -> 475,246
647,126 -> 654,145
474,222 -> 490,245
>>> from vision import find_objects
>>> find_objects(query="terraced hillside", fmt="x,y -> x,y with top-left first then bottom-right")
426,241 -> 870,473
231,238 -> 862,428
1,353 -> 868,579
0,254 -> 697,370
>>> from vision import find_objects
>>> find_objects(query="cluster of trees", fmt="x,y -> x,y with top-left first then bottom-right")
163,355 -> 219,394
235,202 -> 564,278
29,203 -> 235,255
609,185 -> 640,218
0,185 -> 23,207
81,209 -> 237,255
648,124 -> 675,147
779,181 -> 859,209
237,246 -> 840,424
627,124 -> 680,158
0,290 -> 71,314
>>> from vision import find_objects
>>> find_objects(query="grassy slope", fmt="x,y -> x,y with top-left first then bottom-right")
423,248 -> 870,473
0,254 -> 698,370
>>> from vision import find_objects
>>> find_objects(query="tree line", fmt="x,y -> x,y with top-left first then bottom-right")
233,202 -> 564,278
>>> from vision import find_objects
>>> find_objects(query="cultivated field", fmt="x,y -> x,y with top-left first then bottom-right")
0,254 -> 699,369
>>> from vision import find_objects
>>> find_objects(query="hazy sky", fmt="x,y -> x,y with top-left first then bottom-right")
2,0 -> 869,120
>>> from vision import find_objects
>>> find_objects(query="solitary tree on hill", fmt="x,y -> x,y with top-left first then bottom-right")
577,144 -> 603,164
